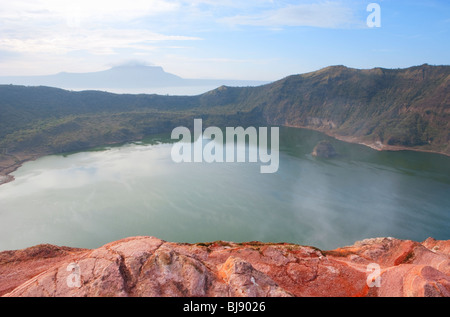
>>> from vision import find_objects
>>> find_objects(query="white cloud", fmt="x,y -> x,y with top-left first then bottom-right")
0,0 -> 179,25
0,0 -> 201,56
0,27 -> 200,55
220,1 -> 359,29
0,0 -> 365,78
0,1 -> 360,59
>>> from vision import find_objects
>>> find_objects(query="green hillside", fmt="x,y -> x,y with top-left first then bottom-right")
263,64 -> 449,150
0,64 -> 449,175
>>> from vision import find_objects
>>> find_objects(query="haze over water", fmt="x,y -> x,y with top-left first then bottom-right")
0,127 -> 449,251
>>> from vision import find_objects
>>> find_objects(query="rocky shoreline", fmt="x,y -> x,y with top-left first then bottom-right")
1,126 -> 449,187
0,175 -> 13,185
0,171 -> 16,186
0,152 -> 44,186
284,124 -> 450,157
0,236 -> 448,297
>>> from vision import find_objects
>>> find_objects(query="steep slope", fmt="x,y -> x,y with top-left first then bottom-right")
0,64 -> 449,183
205,64 -> 450,154
266,65 -> 450,154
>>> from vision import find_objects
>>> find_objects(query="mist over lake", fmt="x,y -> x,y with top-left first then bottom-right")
0,127 -> 449,252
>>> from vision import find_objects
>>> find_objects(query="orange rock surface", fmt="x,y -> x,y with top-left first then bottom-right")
0,236 -> 448,297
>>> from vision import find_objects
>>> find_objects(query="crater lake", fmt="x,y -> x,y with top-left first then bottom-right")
0,127 -> 449,251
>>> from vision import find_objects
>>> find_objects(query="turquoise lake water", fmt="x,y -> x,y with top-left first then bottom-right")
0,127 -> 449,251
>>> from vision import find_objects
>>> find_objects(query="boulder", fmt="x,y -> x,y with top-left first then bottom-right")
1,236 -> 449,297
312,140 -> 338,158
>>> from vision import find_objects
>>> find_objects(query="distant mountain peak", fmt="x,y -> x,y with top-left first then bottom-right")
106,64 -> 169,75
0,64 -> 268,92
109,64 -> 163,70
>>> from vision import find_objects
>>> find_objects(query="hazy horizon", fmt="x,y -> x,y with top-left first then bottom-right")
1,1 -> 449,81
1,61 -> 448,79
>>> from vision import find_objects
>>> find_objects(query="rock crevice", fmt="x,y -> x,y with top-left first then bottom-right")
0,236 -> 449,297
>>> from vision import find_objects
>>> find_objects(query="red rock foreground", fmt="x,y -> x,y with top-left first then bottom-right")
0,236 -> 449,297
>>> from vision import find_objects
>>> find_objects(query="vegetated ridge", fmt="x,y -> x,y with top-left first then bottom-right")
0,64 -> 449,181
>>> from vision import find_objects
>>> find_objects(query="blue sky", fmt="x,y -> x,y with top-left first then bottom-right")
0,0 -> 449,80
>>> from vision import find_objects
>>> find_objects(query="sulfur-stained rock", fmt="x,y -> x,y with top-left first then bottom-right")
218,256 -> 293,297
1,236 -> 449,297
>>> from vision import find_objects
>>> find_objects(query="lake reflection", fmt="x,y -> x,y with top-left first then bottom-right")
0,127 -> 449,251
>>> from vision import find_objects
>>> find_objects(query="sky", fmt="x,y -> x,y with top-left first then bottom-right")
0,0 -> 449,81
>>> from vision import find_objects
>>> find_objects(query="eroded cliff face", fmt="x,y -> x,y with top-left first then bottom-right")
0,236 -> 449,297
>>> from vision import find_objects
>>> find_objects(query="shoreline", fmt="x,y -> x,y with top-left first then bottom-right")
0,127 -> 449,187
0,153 -> 45,186
0,175 -> 14,186
335,135 -> 450,157
283,124 -> 450,158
